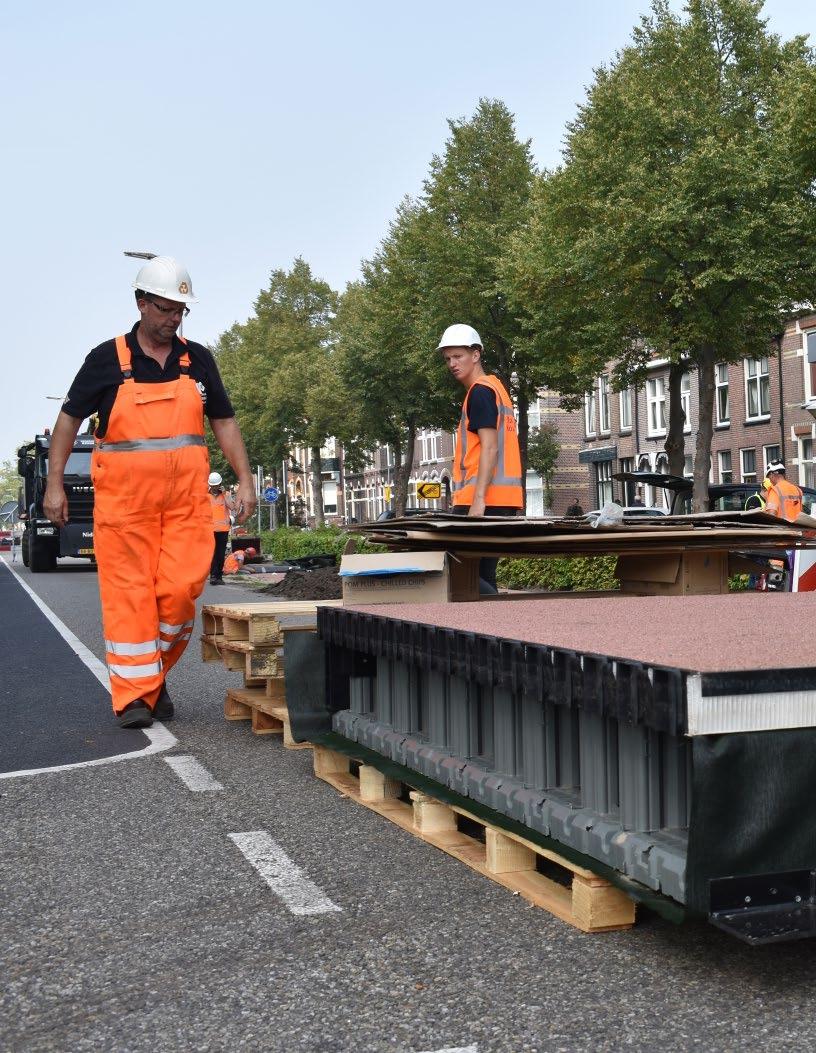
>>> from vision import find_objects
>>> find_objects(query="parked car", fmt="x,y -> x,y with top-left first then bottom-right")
613,470 -> 816,516
587,505 -> 668,519
0,529 -> 12,551
376,507 -> 434,522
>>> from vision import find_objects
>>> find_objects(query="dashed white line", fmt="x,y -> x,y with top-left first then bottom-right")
0,558 -> 177,779
416,1046 -> 478,1053
228,830 -> 342,916
164,755 -> 223,791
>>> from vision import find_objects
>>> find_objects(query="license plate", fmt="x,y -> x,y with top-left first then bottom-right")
78,548 -> 95,555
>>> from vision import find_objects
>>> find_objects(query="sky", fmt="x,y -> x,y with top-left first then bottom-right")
2,0 -> 815,464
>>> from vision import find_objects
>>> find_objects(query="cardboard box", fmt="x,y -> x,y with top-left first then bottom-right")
616,551 -> 729,596
339,551 -> 479,605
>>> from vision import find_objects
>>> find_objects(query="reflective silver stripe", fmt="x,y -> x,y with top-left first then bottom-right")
96,434 -> 206,453
108,661 -> 163,679
159,619 -> 195,635
105,639 -> 160,657
160,633 -> 192,651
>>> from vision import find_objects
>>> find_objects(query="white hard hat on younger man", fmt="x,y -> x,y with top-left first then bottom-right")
208,472 -> 223,487
767,460 -> 786,474
133,256 -> 198,304
437,324 -> 482,351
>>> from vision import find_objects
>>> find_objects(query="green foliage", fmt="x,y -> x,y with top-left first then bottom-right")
526,422 -> 560,509
0,459 -> 20,501
497,556 -> 619,592
503,0 -> 816,507
259,526 -> 382,561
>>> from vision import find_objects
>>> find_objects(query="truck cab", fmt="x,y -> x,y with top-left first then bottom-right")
17,433 -> 96,572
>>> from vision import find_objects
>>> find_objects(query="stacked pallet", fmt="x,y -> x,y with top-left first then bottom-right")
200,600 -> 341,748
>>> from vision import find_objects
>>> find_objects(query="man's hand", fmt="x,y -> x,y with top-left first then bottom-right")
468,496 -> 487,517
233,479 -> 258,524
44,484 -> 69,527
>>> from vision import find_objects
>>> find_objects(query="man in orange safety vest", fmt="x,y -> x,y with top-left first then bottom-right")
764,460 -> 803,521
439,323 -> 523,593
44,256 -> 257,728
209,471 -> 235,585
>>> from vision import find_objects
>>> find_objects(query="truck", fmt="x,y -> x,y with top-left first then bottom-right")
17,433 -> 96,572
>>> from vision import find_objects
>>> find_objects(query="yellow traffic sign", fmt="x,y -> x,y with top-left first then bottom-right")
416,482 -> 442,500
383,485 -> 391,502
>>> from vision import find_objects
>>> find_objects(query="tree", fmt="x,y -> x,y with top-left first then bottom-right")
213,259 -> 343,526
526,422 -> 561,510
336,200 -> 458,515
505,0 -> 816,508
417,99 -> 539,487
0,459 -> 20,504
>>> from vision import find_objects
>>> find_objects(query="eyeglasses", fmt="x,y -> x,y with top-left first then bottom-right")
146,297 -> 190,318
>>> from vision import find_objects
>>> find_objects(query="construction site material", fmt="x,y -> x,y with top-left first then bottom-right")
339,551 -> 479,605
258,565 -> 342,601
201,600 -> 342,746
313,744 -> 635,934
304,595 -> 816,943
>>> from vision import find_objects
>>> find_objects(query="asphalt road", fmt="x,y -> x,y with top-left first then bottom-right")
2,553 -> 815,1053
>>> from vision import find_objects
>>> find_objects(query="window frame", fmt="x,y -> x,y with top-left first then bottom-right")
599,376 -> 611,434
646,376 -> 667,437
584,388 -> 597,438
619,387 -> 632,432
715,363 -> 730,426
740,447 -> 758,483
744,357 -> 770,422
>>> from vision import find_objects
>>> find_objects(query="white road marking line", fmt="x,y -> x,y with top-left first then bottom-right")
228,831 -> 342,916
164,755 -> 223,791
416,1046 -> 478,1053
0,557 -> 178,779
416,1047 -> 478,1053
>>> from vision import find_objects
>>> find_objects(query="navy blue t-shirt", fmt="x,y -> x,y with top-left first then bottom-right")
466,385 -> 498,432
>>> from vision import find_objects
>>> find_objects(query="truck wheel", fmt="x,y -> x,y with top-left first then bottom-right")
21,530 -> 30,567
29,533 -> 57,573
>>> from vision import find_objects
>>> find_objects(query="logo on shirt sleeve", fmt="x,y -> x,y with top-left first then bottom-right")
196,380 -> 207,404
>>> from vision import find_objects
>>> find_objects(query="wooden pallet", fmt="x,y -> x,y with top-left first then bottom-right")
313,746 -> 636,934
202,600 -> 341,642
225,686 -> 310,749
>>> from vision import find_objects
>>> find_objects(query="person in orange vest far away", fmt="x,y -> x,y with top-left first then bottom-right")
208,471 -> 236,585
222,548 -> 246,574
43,256 -> 257,728
764,460 -> 803,521
439,323 -> 523,594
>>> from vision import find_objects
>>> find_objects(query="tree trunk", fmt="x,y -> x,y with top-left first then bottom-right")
394,417 -> 417,516
693,347 -> 716,513
516,386 -> 529,509
310,446 -> 325,527
665,362 -> 686,478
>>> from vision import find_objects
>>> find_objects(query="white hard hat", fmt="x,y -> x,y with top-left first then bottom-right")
133,255 -> 197,304
208,472 -> 223,486
767,460 -> 786,474
437,324 -> 482,351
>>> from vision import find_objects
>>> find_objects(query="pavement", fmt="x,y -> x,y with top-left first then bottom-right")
2,553 -> 816,1053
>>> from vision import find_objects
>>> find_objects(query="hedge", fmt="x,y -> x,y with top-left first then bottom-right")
496,555 -> 619,592
258,525 -> 382,561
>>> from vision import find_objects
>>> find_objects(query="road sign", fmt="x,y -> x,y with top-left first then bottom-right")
416,482 -> 442,500
383,485 -> 391,502
263,486 -> 280,503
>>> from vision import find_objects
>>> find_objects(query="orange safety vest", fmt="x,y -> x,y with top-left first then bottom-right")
452,375 -> 523,508
91,334 -> 213,714
765,477 -> 803,521
210,491 -> 231,531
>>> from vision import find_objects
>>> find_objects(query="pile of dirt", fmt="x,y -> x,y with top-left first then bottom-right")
258,564 -> 342,601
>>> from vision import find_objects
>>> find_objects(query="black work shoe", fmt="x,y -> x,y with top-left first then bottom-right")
117,700 -> 154,729
154,685 -> 174,722
209,576 -> 222,585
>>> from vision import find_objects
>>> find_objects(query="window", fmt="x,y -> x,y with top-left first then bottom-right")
596,461 -> 613,506
619,457 -> 635,503
719,450 -> 733,484
418,429 -> 440,464
801,438 -> 816,491
715,364 -> 730,425
745,358 -> 770,419
805,330 -> 816,400
647,377 -> 667,435
619,388 -> 632,431
684,455 -> 693,479
527,397 -> 541,432
654,453 -> 670,508
599,376 -> 611,433
681,373 -> 692,432
584,388 -> 596,437
763,445 -> 781,474
740,448 -> 757,483
322,480 -> 338,514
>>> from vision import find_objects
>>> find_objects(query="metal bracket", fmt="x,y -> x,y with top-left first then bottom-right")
709,870 -> 816,944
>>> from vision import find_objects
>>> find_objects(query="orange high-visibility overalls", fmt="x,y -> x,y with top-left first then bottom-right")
765,478 -> 803,521
452,375 -> 523,509
210,491 -> 231,531
92,335 -> 214,714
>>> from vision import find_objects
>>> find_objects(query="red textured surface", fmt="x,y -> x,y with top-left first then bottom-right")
350,593 -> 816,673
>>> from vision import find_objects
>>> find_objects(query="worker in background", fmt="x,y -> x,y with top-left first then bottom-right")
44,256 -> 257,729
566,497 -> 585,516
744,478 -> 770,511
764,460 -> 803,521
222,548 -> 247,574
439,323 -> 523,593
208,471 -> 235,585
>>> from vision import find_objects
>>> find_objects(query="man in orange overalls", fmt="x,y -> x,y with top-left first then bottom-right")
764,460 -> 804,521
44,256 -> 257,728
208,471 -> 235,584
